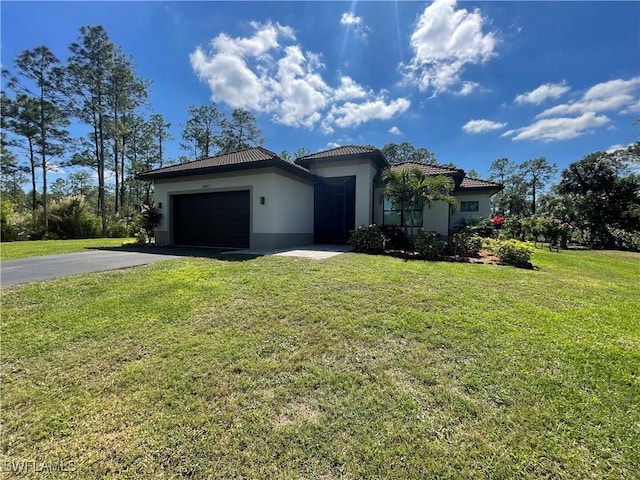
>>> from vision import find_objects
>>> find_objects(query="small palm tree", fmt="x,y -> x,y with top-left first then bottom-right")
382,166 -> 457,234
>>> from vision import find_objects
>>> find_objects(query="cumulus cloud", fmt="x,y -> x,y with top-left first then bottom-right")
190,21 -> 409,133
502,112 -> 610,142
403,0 -> 498,95
389,126 -> 402,135
340,12 -> 370,39
323,97 -> 411,133
537,77 -> 640,118
462,119 -> 506,134
514,81 -> 570,105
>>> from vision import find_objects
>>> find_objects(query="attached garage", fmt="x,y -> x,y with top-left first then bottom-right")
172,190 -> 250,248
137,147 -> 316,250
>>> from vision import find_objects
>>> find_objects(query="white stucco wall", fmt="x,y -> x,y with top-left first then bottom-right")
152,167 -> 314,248
423,201 -> 450,237
450,192 -> 493,228
306,158 -> 378,227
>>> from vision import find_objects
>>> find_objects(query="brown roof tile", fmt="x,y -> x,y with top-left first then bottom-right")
389,161 -> 463,176
460,177 -> 502,190
137,147 -> 315,181
297,145 -> 378,160
295,145 -> 389,169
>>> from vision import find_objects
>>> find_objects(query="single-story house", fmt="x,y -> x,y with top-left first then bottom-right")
137,145 -> 501,249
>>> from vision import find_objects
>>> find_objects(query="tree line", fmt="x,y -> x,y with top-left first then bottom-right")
1,25 -> 264,239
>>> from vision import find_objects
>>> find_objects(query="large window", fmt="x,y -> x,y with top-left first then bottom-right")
383,197 -> 423,227
460,201 -> 479,212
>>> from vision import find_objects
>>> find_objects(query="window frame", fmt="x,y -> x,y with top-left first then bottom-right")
383,196 -> 423,227
460,200 -> 480,212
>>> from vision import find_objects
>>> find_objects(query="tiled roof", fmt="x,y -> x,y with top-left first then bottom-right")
295,145 -> 389,169
297,145 -> 378,160
460,177 -> 502,189
137,147 -> 315,180
389,161 -> 463,176
388,161 -> 501,191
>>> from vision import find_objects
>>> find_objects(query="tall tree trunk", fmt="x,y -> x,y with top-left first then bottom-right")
40,88 -> 48,235
28,138 -> 37,214
120,134 -> 126,212
114,140 -> 119,214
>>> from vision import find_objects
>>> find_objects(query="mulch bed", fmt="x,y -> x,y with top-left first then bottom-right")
384,248 -> 504,265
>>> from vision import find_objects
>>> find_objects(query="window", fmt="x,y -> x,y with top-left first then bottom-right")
460,201 -> 479,212
383,197 -> 423,227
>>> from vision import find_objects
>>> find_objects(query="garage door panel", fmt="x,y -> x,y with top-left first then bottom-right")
172,191 -> 250,248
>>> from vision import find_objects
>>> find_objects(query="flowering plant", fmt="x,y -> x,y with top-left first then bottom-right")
491,215 -> 505,229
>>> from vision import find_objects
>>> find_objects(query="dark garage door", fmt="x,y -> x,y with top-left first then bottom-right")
172,191 -> 250,248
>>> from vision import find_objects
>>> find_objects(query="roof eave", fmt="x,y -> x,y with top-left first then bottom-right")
136,158 -> 316,182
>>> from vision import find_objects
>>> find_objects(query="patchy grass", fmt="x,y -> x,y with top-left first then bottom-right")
1,249 -> 639,478
0,238 -> 132,260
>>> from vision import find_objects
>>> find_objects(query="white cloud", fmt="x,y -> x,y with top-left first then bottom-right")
462,119 -> 506,134
340,12 -> 369,39
502,112 -> 610,142
537,77 -> 640,118
326,142 -> 341,149
403,0 -> 498,95
190,21 -> 409,133
326,97 -> 411,130
456,81 -> 480,96
606,143 -> 634,154
514,81 -> 570,105
388,126 -> 402,135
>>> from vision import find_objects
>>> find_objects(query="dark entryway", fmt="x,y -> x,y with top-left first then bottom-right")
172,190 -> 250,248
314,176 -> 356,244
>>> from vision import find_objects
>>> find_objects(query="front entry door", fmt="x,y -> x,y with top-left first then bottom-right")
314,176 -> 356,244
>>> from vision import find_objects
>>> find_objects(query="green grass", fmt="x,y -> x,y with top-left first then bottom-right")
2,249 -> 639,478
0,238 -> 132,260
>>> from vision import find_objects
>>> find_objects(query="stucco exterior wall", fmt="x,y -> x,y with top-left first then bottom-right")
306,158 -> 378,227
152,168 -> 314,249
450,192 -> 493,228
422,201 -> 450,237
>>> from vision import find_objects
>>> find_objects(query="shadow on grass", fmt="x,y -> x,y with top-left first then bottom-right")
87,244 -> 261,262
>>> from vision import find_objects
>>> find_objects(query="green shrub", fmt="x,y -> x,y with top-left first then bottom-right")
48,196 -> 101,239
108,214 -> 140,238
133,228 -> 149,245
142,205 -> 162,239
485,238 -> 533,268
348,224 -> 385,254
450,232 -> 483,257
380,225 -> 412,251
607,226 -> 640,252
414,230 -> 446,260
1,200 -> 17,242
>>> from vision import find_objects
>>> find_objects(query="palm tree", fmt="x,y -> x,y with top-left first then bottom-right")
382,166 -> 457,234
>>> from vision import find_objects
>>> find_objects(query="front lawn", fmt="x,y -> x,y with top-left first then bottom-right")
0,238 -> 132,260
2,249 -> 638,478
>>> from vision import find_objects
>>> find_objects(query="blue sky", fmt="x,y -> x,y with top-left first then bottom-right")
2,0 -> 639,182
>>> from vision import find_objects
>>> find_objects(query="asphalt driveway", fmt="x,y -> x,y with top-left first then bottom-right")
1,250 -> 183,287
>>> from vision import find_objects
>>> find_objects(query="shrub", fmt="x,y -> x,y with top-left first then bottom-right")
414,230 -> 446,260
380,225 -> 412,251
607,226 -> 640,252
501,217 -> 524,240
450,232 -> 483,257
108,214 -> 140,238
48,196 -> 101,239
485,238 -> 533,268
348,224 -> 385,254
133,228 -> 149,245
1,200 -> 17,242
142,205 -> 162,239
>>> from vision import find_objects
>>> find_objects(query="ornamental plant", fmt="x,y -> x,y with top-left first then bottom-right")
484,238 -> 533,268
414,230 -> 447,260
348,224 -> 385,254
